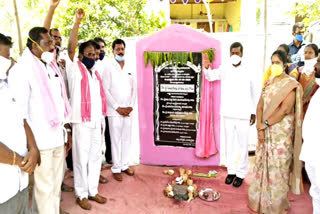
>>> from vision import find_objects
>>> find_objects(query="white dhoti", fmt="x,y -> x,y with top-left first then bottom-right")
32,146 -> 65,214
72,123 -> 102,200
305,162 -> 320,214
108,116 -> 132,173
224,116 -> 249,179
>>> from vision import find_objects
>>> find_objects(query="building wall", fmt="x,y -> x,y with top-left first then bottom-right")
170,1 -> 242,32
225,0 -> 242,32
170,3 -> 225,20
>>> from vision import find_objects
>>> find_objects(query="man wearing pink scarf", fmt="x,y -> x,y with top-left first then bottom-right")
65,9 -> 107,210
8,27 -> 72,214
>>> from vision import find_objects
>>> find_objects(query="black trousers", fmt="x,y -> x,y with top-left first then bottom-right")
104,116 -> 112,163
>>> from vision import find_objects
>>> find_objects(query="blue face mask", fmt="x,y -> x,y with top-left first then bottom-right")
99,53 -> 105,61
115,54 -> 125,62
295,34 -> 303,42
81,56 -> 95,69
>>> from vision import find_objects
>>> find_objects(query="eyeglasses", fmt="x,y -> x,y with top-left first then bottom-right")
53,35 -> 62,41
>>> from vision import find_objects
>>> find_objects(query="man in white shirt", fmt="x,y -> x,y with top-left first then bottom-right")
0,33 -> 40,214
66,9 -> 107,210
94,37 -> 113,180
204,42 -> 258,187
102,38 -> 137,182
300,62 -> 320,214
9,27 -> 72,214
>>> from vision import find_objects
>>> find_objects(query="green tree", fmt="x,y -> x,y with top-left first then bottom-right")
0,0 -> 167,56
289,0 -> 320,27
56,0 -> 167,48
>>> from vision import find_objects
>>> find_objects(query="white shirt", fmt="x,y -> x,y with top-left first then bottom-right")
0,80 -> 28,203
66,59 -> 103,126
94,57 -> 108,75
102,58 -> 137,117
204,62 -> 259,120
8,60 -> 65,150
300,88 -> 320,163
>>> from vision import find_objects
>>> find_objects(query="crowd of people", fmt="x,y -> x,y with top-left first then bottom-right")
0,0 -> 319,213
0,0 -> 136,213
204,22 -> 320,214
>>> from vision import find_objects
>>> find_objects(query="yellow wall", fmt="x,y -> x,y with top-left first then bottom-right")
170,3 -> 225,20
224,0 -> 242,32
170,1 -> 242,32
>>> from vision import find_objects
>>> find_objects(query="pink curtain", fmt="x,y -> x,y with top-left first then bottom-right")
195,70 -> 218,158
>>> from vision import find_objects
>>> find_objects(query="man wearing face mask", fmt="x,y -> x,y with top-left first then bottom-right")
66,9 -> 107,210
203,42 -> 259,188
94,37 -> 113,166
102,38 -> 137,182
289,22 -> 308,64
91,39 -> 110,185
300,60 -> 320,214
8,27 -> 71,214
0,33 -> 41,214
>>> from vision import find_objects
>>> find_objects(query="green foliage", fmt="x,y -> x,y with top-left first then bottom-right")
202,49 -> 215,62
289,0 -> 320,28
51,0 -> 167,51
144,49 -> 215,68
0,0 -> 167,57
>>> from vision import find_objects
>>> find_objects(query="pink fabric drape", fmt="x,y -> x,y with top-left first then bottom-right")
195,69 -> 218,158
78,61 -> 108,122
22,48 -> 71,130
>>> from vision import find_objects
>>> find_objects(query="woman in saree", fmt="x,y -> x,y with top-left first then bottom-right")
297,43 -> 319,118
248,50 -> 304,214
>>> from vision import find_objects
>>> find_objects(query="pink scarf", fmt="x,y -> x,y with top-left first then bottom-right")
77,61 -> 107,122
22,48 -> 71,130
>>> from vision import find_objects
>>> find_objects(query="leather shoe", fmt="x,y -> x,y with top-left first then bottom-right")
76,198 -> 92,210
122,168 -> 134,176
233,177 -> 244,187
225,174 -> 236,185
112,173 -> 123,181
88,194 -> 107,204
99,175 -> 109,184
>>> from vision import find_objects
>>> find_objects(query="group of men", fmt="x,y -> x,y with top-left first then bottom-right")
0,0 -> 136,213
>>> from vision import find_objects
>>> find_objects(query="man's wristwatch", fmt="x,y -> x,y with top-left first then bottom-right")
263,120 -> 269,127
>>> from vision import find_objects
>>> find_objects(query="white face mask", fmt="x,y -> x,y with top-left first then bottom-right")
0,56 -> 12,80
41,51 -> 55,64
230,54 -> 242,65
303,58 -> 317,76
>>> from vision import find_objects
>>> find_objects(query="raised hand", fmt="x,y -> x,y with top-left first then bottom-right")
76,8 -> 85,21
202,53 -> 210,69
50,0 -> 60,8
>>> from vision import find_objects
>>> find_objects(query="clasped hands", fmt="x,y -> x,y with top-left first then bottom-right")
116,107 -> 133,117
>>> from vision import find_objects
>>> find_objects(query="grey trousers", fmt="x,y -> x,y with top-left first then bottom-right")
0,187 -> 28,214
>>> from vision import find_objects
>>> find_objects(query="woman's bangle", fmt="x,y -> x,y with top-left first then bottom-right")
12,151 -> 16,165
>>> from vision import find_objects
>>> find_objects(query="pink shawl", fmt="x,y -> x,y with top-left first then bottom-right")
23,48 -> 71,130
77,61 -> 107,122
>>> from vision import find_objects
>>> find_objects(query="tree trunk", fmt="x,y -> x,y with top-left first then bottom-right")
13,0 -> 23,55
